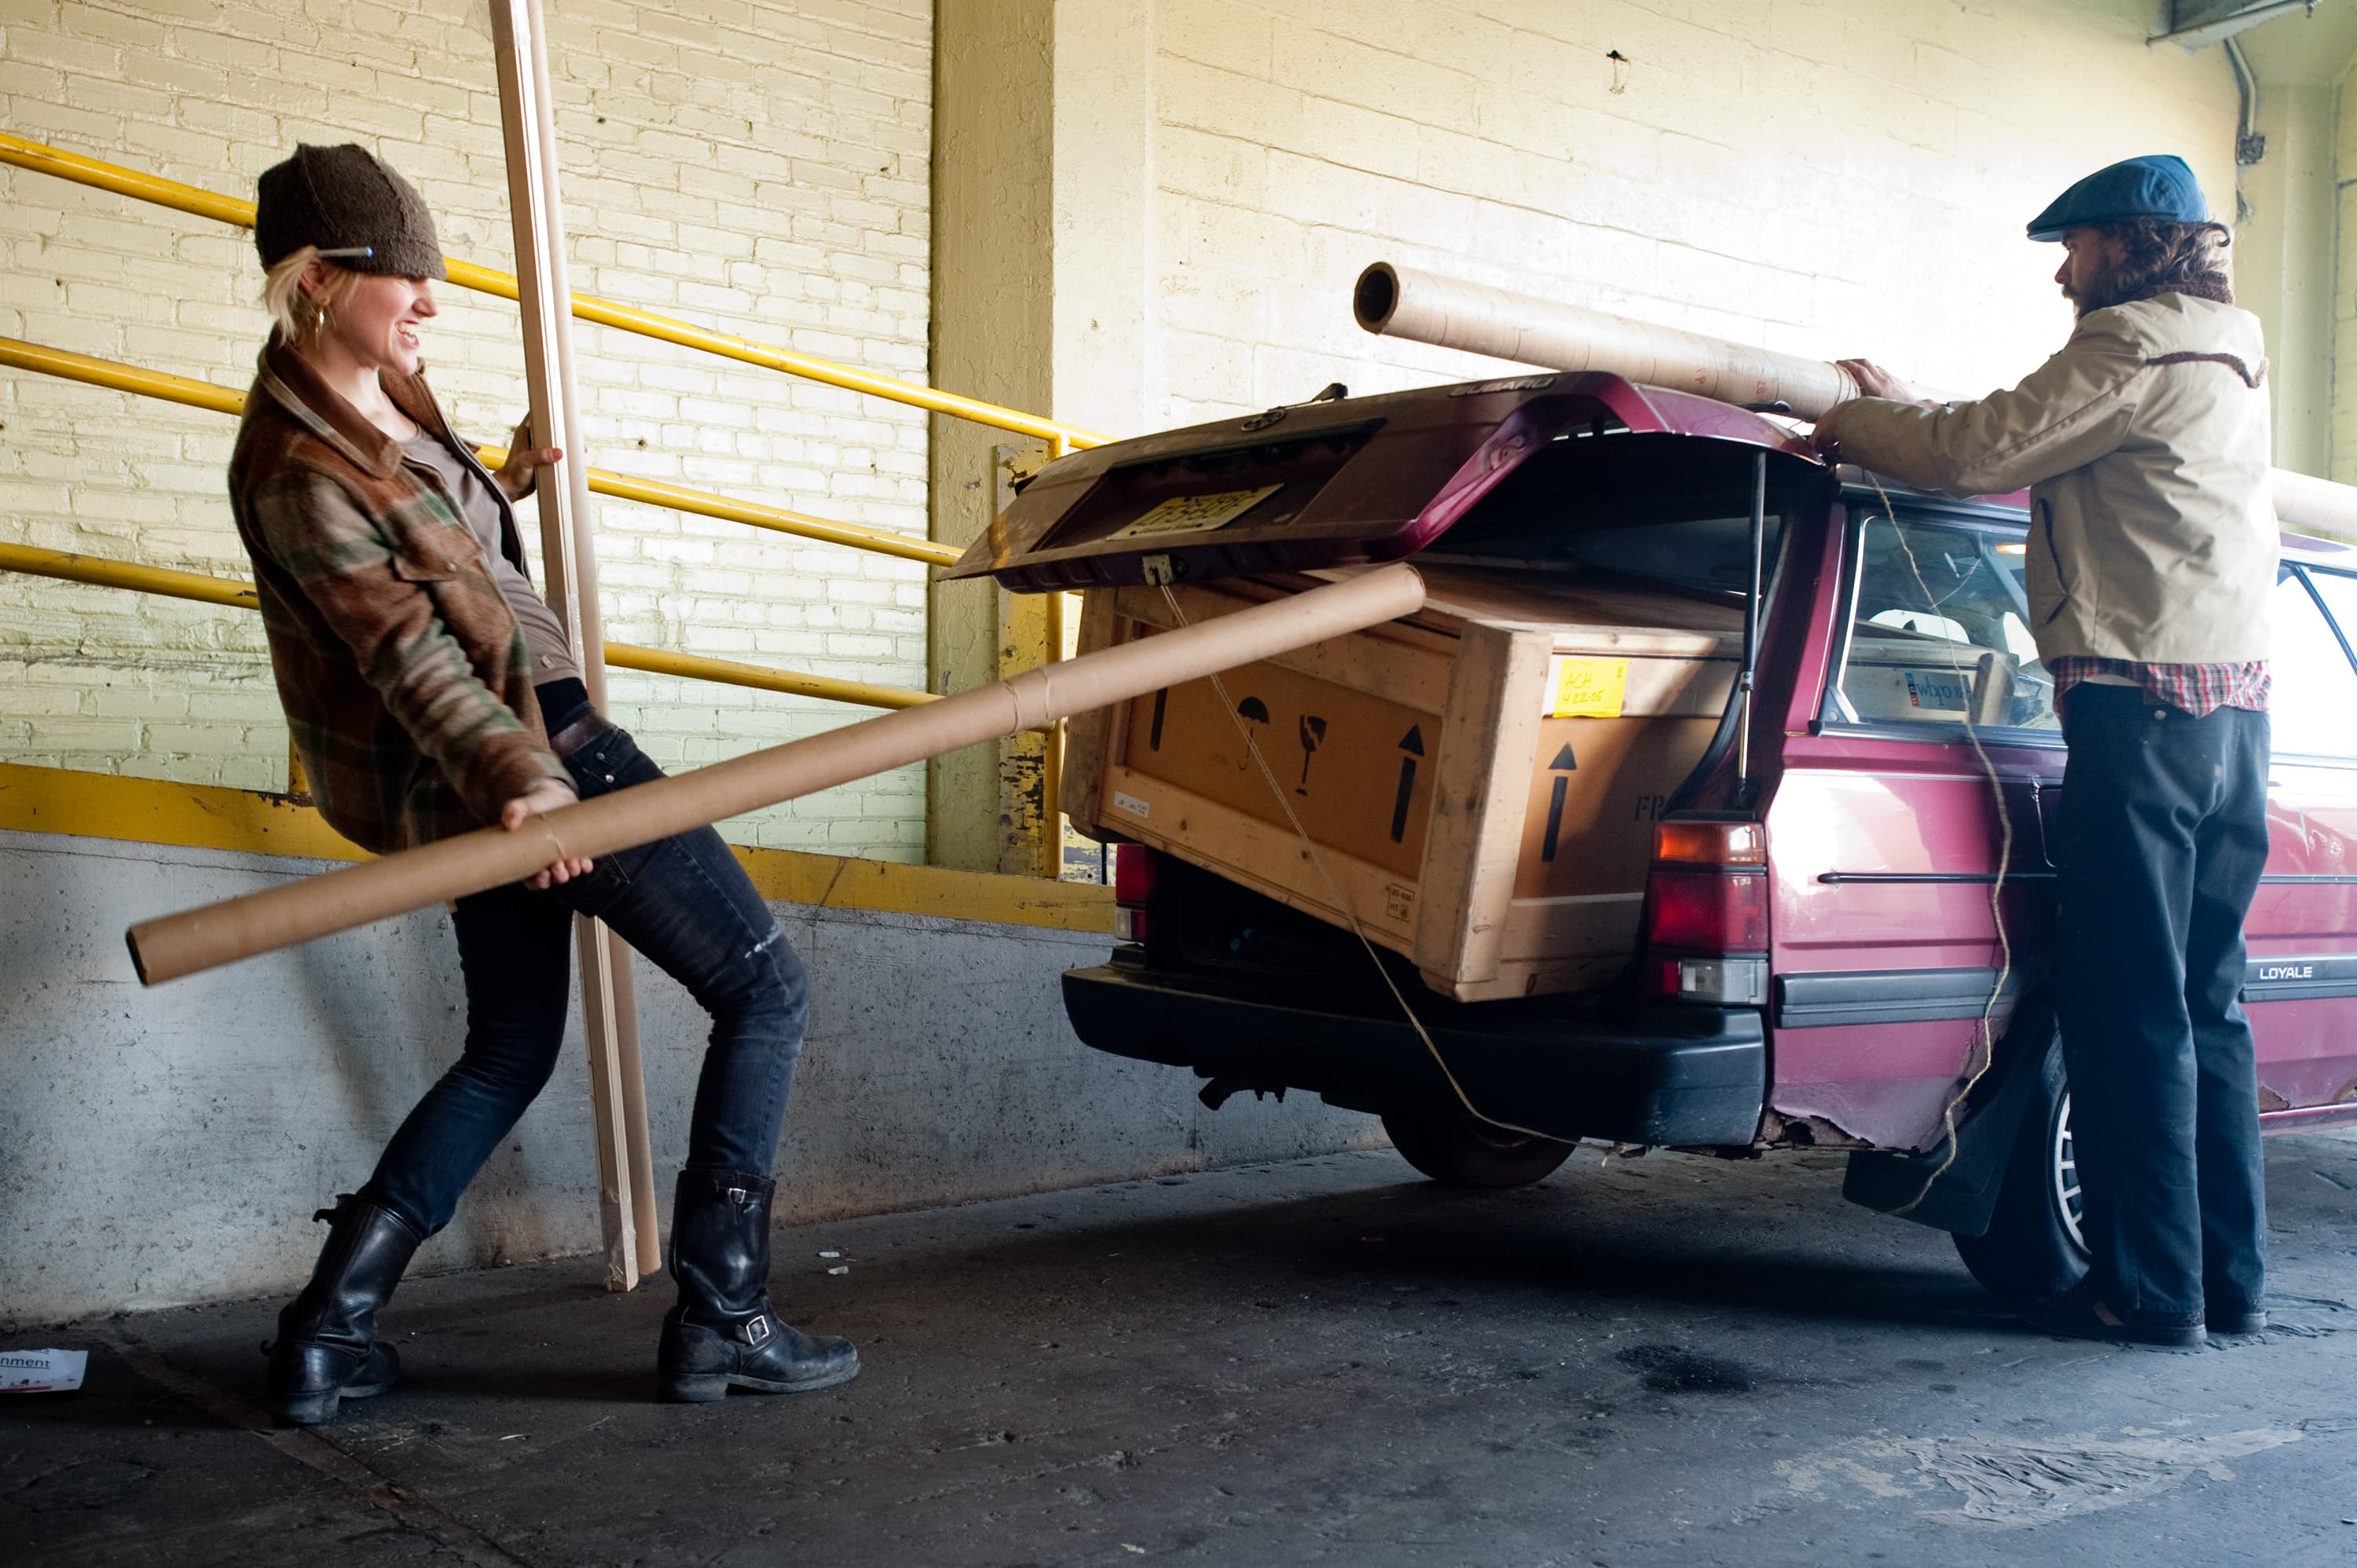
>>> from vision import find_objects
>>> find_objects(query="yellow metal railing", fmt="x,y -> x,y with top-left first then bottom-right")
0,337 -> 956,567
0,131 -> 1087,876
0,133 -> 1107,453
0,542 -> 937,713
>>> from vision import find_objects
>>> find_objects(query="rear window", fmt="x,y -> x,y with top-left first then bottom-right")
1424,432 -> 1793,600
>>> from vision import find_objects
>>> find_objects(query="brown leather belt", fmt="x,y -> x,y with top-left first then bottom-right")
547,709 -> 613,758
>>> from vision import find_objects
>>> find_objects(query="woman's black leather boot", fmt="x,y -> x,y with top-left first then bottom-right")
267,1194 -> 425,1427
658,1168 -> 860,1403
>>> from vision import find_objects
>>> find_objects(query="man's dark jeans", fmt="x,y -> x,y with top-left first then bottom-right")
2055,684 -> 2270,1321
362,724 -> 808,1236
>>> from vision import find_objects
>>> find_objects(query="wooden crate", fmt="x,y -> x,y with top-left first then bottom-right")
1061,566 -> 1738,1001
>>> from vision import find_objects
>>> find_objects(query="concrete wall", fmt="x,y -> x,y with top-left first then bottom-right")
0,0 -> 933,859
0,826 -> 1376,1327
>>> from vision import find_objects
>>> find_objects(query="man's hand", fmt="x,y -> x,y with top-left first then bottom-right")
1813,359 -> 1943,457
1810,399 -> 1846,458
501,778 -> 592,889
1835,358 -> 1934,407
493,418 -> 563,502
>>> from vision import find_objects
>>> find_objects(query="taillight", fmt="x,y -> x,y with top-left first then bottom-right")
1642,819 -> 1768,1006
1646,868 -> 1768,950
1113,843 -> 1158,943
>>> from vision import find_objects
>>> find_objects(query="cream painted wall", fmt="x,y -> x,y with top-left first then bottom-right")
2336,64 -> 2357,485
0,0 -> 933,859
1111,0 -> 2243,434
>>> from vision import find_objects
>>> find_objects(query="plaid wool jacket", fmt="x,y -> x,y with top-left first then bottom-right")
228,340 -> 568,854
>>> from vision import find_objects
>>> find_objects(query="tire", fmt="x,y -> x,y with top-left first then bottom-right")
1951,1056 -> 2091,1302
1381,1107 -> 1575,1189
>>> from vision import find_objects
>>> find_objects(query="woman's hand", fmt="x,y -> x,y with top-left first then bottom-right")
493,418 -> 563,502
501,778 -> 592,889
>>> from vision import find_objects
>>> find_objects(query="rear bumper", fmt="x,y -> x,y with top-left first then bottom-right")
1062,953 -> 1766,1147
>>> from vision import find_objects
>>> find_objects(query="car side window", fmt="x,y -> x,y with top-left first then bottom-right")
2268,569 -> 2357,760
1831,512 -> 2058,732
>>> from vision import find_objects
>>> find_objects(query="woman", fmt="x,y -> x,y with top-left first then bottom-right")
230,143 -> 856,1423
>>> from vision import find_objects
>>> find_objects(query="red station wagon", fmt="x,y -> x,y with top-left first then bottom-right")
949,372 -> 2357,1301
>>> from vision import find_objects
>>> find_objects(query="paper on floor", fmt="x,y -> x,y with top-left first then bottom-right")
0,1348 -> 88,1394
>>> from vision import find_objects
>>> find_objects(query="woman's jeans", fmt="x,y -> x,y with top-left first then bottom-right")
2054,685 -> 2270,1321
361,725 -> 808,1236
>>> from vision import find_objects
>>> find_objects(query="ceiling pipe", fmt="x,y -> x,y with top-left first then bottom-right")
2150,0 -> 2319,52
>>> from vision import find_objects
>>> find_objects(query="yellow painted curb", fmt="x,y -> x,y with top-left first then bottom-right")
0,764 -> 1114,934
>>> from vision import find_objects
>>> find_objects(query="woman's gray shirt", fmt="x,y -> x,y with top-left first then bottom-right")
398,431 -> 583,685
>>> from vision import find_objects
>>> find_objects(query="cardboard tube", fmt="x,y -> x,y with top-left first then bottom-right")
126,564 -> 1428,984
1354,260 -> 2357,539
1354,261 -> 1858,419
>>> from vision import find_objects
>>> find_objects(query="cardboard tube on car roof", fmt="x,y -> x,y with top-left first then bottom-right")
1354,260 -> 2357,540
126,562 -> 1428,985
1354,262 -> 1861,420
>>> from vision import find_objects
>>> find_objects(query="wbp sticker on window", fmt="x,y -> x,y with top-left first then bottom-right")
1902,669 -> 1970,711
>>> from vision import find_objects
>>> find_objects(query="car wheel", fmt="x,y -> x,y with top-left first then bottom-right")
1950,1063 -> 2091,1302
1380,1107 -> 1575,1189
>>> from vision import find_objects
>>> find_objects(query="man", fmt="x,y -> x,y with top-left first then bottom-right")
1813,154 -> 2277,1349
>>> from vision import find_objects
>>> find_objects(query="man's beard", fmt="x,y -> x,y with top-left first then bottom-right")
2065,263 -> 2232,317
2064,269 -> 2134,318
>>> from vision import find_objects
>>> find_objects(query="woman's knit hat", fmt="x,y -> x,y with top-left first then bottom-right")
254,144 -> 446,280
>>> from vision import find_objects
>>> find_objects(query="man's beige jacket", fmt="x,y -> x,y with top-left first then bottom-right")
1827,293 -> 2277,665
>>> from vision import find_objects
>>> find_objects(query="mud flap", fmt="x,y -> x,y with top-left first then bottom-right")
1840,991 -> 2060,1237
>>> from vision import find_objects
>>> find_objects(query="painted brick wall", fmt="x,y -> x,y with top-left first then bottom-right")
0,0 -> 931,858
1146,0 -> 2242,430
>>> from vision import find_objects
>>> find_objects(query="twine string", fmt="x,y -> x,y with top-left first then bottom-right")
1862,474 -> 2018,1214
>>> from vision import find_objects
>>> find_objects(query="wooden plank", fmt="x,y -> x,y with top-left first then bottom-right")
488,0 -> 658,1290
1058,589 -> 1124,829
1109,584 -> 1453,712
1101,761 -> 1420,950
1411,622 -> 1552,985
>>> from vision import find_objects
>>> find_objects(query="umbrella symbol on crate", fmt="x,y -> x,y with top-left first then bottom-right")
1234,696 -> 1270,769
1296,715 -> 1328,793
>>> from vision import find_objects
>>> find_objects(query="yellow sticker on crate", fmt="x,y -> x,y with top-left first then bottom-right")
1548,657 -> 1629,718
1107,485 -> 1283,541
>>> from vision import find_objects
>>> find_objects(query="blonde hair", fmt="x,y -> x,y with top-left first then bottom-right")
261,245 -> 367,348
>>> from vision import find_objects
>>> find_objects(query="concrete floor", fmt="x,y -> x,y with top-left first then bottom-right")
6,1132 -> 2356,1567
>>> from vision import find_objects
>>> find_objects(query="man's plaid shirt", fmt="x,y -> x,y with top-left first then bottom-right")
2047,657 -> 2271,718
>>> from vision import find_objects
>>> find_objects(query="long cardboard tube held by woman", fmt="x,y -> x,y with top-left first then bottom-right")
126,562 -> 1427,985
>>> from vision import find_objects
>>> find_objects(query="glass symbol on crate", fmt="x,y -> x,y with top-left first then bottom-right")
1297,715 -> 1329,793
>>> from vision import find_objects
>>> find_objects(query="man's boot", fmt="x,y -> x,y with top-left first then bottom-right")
267,1194 -> 425,1427
658,1168 -> 860,1402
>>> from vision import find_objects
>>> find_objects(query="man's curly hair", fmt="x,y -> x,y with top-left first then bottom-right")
2075,219 -> 2234,314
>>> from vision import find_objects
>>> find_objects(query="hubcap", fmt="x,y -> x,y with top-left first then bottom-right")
2053,1091 -> 2088,1254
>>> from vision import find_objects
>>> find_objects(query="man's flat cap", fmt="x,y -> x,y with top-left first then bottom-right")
2026,154 -> 2209,242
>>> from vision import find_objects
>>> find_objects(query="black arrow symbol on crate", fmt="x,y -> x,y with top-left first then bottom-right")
1391,726 -> 1425,842
1540,742 -> 1577,863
